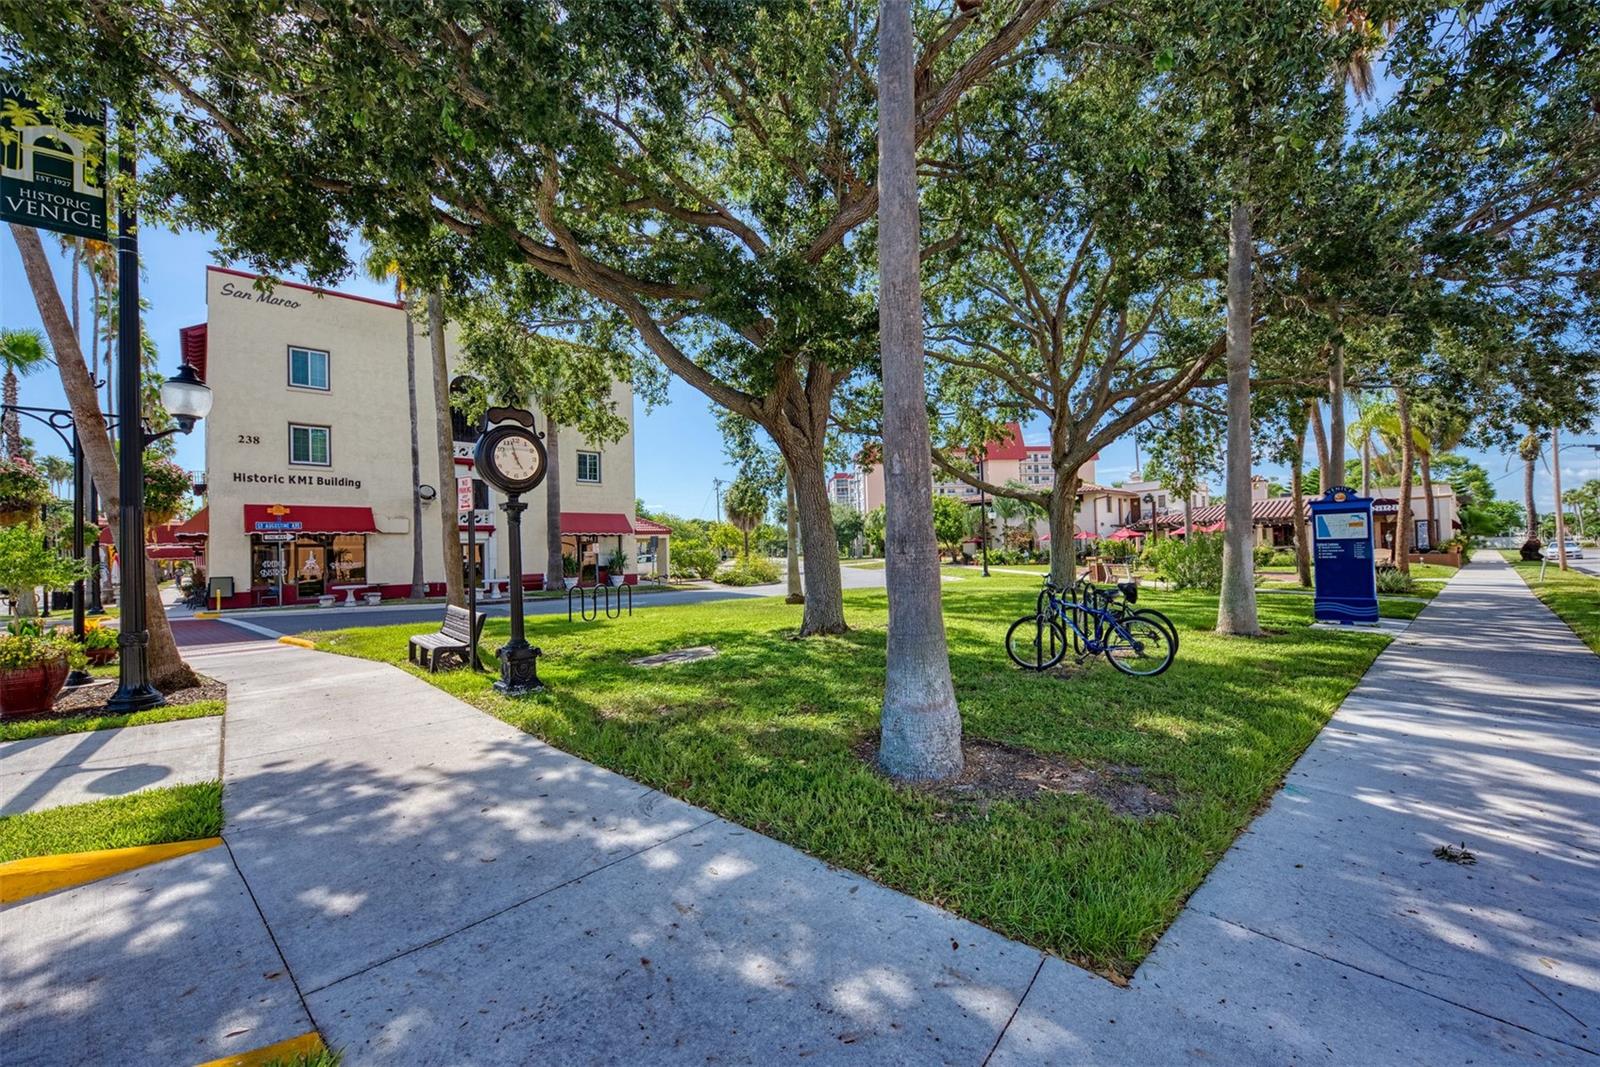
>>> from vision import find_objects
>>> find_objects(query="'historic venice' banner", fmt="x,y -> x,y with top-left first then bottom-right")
0,79 -> 108,240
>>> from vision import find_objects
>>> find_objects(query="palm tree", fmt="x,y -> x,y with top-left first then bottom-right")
1519,432 -> 1542,545
991,485 -> 1028,550
425,291 -> 464,607
724,478 -> 766,559
1349,395 -> 1392,496
0,328 -> 51,458
1392,381 -> 1417,572
784,465 -> 802,604
363,251 -> 426,599
876,0 -> 962,783
1217,199 -> 1260,636
39,455 -> 74,498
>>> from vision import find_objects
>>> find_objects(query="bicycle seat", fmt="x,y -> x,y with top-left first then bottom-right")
1117,581 -> 1139,604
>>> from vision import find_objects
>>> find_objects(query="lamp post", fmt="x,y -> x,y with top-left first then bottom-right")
1143,493 -> 1157,539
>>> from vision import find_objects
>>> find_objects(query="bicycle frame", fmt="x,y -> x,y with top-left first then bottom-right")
1039,584 -> 1139,655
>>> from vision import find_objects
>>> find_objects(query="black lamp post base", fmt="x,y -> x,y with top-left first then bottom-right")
64,669 -> 94,689
494,641 -> 544,696
106,683 -> 164,713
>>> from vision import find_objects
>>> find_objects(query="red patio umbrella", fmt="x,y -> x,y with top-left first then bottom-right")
1109,527 -> 1141,541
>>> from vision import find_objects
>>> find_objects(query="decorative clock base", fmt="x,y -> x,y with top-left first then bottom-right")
494,639 -> 544,695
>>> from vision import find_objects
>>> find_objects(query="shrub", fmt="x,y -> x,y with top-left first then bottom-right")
718,555 -> 781,586
1376,567 -> 1416,594
670,541 -> 720,580
0,630 -> 86,671
1144,533 -> 1224,591
1251,544 -> 1276,569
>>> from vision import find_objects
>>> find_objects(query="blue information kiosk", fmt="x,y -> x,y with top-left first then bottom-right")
1308,486 -> 1378,625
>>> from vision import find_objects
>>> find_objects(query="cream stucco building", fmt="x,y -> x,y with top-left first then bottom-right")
186,267 -> 638,607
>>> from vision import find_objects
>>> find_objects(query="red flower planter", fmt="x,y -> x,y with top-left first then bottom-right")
0,656 -> 70,718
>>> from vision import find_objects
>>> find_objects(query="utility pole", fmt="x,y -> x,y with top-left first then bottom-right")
1552,425 -> 1568,571
712,478 -> 725,522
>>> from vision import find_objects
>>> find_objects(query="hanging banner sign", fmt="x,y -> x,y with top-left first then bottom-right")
1308,486 -> 1378,625
0,79 -> 109,239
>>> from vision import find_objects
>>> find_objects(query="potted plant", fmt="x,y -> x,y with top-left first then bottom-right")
82,618 -> 119,665
0,457 -> 51,527
607,549 -> 628,586
143,452 -> 194,528
0,626 -> 86,717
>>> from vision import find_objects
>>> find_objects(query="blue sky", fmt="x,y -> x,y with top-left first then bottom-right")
2,220 -> 1591,518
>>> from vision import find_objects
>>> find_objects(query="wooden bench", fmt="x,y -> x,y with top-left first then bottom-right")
408,605 -> 486,672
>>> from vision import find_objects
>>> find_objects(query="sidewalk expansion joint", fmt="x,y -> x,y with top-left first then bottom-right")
1201,910 -> 1599,1057
222,835 -> 318,1038
981,954 -> 1047,1066
302,812 -> 724,997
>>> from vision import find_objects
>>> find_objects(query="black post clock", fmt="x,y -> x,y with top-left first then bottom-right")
473,407 -> 550,695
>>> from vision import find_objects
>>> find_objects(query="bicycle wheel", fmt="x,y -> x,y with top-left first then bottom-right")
1006,614 -> 1068,671
1122,606 -> 1178,655
1103,613 -> 1176,677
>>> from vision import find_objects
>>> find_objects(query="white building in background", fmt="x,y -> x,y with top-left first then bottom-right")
187,266 -> 639,607
1119,472 -> 1213,517
829,470 -> 865,512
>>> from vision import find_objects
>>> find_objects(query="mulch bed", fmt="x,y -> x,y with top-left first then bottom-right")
858,735 -> 1175,818
35,674 -> 228,719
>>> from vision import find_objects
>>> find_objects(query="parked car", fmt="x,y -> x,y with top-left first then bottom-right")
1542,539 -> 1584,560
637,553 -> 656,566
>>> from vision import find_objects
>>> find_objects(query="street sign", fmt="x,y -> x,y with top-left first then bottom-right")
457,475 -> 473,511
1309,486 -> 1378,625
1,79 -> 108,239
260,532 -> 295,542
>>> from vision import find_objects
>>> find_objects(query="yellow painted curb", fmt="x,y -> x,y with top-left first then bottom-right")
277,636 -> 315,649
195,1031 -> 326,1067
0,837 -> 223,905
193,611 -> 222,620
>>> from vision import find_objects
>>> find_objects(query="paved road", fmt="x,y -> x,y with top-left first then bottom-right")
7,555 -> 1595,1063
176,564 -> 891,639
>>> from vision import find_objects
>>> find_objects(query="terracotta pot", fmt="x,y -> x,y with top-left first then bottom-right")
86,647 -> 118,666
0,656 -> 71,718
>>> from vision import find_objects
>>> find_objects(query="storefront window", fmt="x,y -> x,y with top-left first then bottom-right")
249,534 -> 365,597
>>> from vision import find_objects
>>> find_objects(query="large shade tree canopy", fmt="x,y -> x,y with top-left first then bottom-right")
3,0 -> 1099,636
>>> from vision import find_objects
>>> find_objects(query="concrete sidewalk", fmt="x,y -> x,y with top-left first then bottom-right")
993,552 -> 1598,1063
4,554 -> 1595,1064
0,715 -> 221,815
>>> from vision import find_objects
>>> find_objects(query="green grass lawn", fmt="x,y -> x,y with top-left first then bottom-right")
0,781 -> 224,863
1505,556 -> 1600,654
0,699 -> 225,744
304,570 -> 1404,975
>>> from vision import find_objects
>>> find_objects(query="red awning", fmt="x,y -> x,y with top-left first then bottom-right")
243,504 -> 379,535
561,512 -> 634,536
147,546 -> 198,560
1075,529 -> 1097,540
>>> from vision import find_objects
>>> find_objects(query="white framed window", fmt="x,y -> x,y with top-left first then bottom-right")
576,450 -> 602,483
289,423 -> 331,466
288,346 -> 330,391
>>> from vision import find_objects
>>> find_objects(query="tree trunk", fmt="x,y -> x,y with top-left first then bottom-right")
1309,402 -> 1331,492
1523,444 -> 1539,543
1394,382 -> 1415,574
1292,414 -> 1311,588
1327,329 -> 1345,486
778,435 -> 846,635
3,370 -> 20,458
875,0 -> 961,784
785,468 -> 803,604
406,309 -> 425,598
1419,451 -> 1436,552
1047,472 -> 1080,588
10,224 -> 195,688
1217,202 -> 1259,635
426,293 -> 464,607
544,413 -> 565,589
1361,433 -> 1372,499
1552,425 -> 1568,570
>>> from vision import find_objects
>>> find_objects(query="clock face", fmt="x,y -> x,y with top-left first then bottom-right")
475,424 -> 548,493
493,435 -> 543,482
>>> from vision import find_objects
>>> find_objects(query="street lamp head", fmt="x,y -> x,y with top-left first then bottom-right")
160,364 -> 213,434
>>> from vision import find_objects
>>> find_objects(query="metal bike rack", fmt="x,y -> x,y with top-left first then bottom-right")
567,582 -> 633,622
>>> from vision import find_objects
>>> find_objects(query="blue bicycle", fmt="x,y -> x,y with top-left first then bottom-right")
1005,579 -> 1177,676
